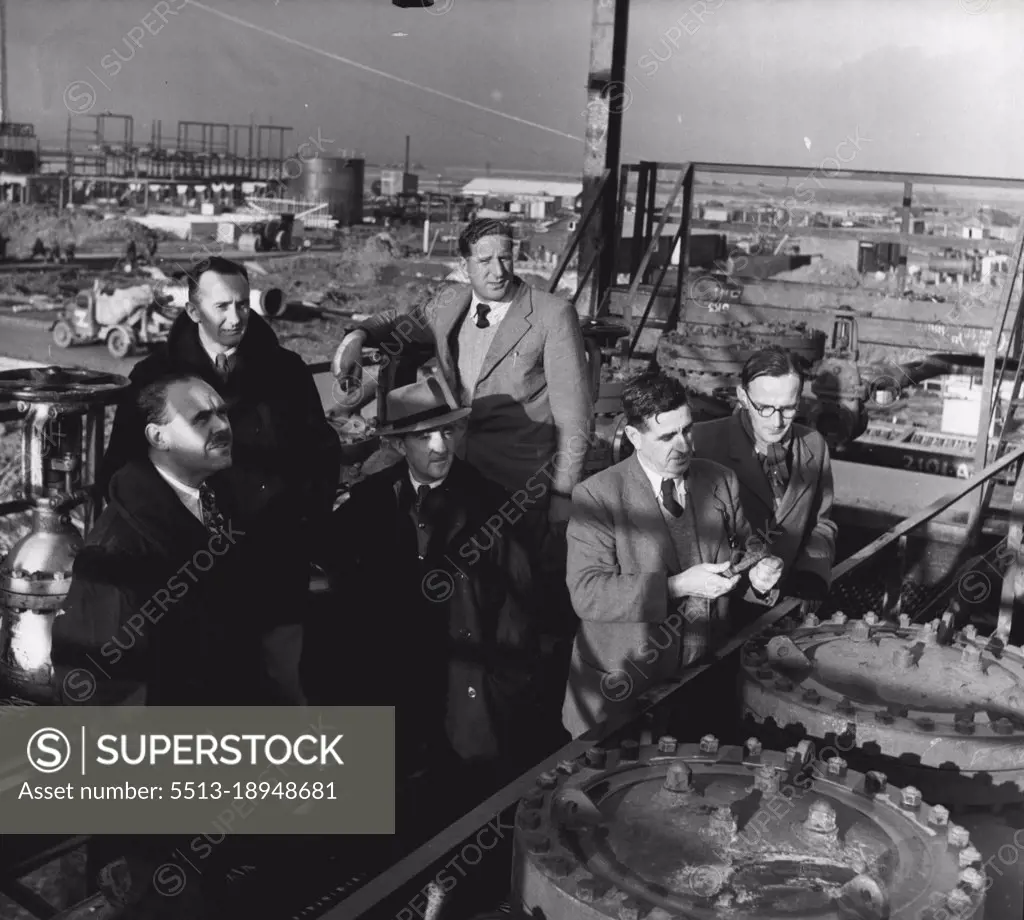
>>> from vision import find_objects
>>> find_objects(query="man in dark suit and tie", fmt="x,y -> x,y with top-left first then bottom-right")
562,371 -> 784,738
692,346 -> 837,616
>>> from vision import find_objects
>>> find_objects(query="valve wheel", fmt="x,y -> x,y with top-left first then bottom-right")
0,366 -> 130,403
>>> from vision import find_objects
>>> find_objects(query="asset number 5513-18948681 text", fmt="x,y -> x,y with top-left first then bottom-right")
170,781 -> 337,801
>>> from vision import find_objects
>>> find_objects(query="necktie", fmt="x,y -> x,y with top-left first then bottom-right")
199,482 -> 226,537
761,442 -> 790,507
474,304 -> 491,329
416,484 -> 431,509
214,353 -> 232,381
660,478 -> 683,518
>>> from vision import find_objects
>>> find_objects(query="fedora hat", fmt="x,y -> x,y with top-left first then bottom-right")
376,373 -> 470,437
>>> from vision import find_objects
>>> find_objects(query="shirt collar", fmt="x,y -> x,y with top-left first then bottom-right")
197,323 -> 239,363
635,454 -> 687,506
409,472 -> 445,492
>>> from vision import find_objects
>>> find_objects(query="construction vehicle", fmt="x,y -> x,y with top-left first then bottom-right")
239,213 -> 297,251
50,280 -> 179,359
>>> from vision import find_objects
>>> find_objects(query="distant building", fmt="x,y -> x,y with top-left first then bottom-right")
700,205 -> 729,223
962,218 -> 990,241
460,177 -> 582,220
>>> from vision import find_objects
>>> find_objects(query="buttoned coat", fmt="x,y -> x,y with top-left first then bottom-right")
357,278 -> 593,500
692,414 -> 836,589
561,455 -> 774,738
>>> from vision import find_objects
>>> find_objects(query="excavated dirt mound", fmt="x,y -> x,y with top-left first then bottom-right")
0,205 -> 175,259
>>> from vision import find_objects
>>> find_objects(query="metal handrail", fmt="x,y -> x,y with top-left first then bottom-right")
323,435 -> 1024,920
546,169 -> 611,295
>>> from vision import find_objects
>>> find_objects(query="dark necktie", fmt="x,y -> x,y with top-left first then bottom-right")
214,353 -> 232,381
416,484 -> 431,509
761,442 -> 790,507
660,478 -> 683,518
474,304 -> 491,329
199,481 -> 226,537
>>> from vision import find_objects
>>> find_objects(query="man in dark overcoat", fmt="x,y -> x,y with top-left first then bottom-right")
326,373 -> 543,803
98,256 -> 341,688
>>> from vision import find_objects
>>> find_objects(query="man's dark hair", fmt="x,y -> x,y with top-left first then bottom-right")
185,256 -> 249,304
741,346 -> 806,389
622,371 -> 690,430
458,218 -> 513,258
136,371 -> 208,429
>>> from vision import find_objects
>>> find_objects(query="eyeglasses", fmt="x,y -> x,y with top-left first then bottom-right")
745,392 -> 799,420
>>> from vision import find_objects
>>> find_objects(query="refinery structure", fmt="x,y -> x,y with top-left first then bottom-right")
1,0 -> 1024,919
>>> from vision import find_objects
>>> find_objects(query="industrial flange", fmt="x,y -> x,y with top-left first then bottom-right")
740,613 -> 1024,793
512,737 -> 985,920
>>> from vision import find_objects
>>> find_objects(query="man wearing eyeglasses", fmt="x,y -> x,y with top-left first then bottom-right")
692,346 -> 837,616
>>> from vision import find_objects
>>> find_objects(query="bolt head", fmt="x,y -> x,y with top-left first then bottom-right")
864,611 -> 879,625
803,613 -> 820,628
537,771 -> 559,789
947,824 -> 970,848
946,888 -> 973,913
865,771 -> 887,794
901,786 -> 922,808
744,737 -> 763,757
664,762 -> 693,793
894,647 -> 915,668
963,624 -> 978,640
851,620 -> 871,641
959,846 -> 982,869
658,735 -> 678,753
958,867 -> 984,891
899,614 -> 912,628
929,805 -> 950,827
831,612 -> 848,625
699,735 -> 719,755
827,756 -> 847,777
556,759 -> 579,775
805,800 -> 837,833
993,717 -> 1015,735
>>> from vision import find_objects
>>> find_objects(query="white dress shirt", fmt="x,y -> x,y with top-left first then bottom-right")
153,463 -> 205,524
635,454 -> 687,512
197,324 -> 238,364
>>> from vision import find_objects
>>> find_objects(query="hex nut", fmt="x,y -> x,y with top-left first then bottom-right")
947,824 -> 970,848
851,620 -> 871,642
958,868 -> 984,892
827,757 -> 847,777
744,737 -> 763,758
959,846 -> 982,869
803,613 -> 820,628
699,735 -> 719,755
537,771 -> 559,789
929,805 -> 950,827
864,611 -> 879,625
865,771 -> 887,795
774,676 -> 794,691
946,888 -> 973,913
831,612 -> 848,625
658,735 -> 678,754
898,614 -> 912,628
960,646 -> 983,672
756,667 -> 774,680
901,786 -> 922,808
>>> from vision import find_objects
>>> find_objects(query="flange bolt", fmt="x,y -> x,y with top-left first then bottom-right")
664,762 -> 693,793
947,824 -> 970,848
864,611 -> 879,625
851,620 -> 871,642
894,647 -> 915,668
960,646 -> 983,672
804,800 -> 837,833
744,737 -> 762,758
962,624 -> 978,640
699,735 -> 719,755
827,756 -> 848,777
831,611 -> 847,625
865,771 -> 887,795
658,735 -> 678,754
901,786 -> 922,808
802,688 -> 821,703
803,613 -> 820,628
958,868 -> 984,892
959,846 -> 982,869
929,804 -> 949,827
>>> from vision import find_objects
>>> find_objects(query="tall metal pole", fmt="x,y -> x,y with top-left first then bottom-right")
0,0 -> 8,126
578,0 -> 630,318
404,134 -> 411,175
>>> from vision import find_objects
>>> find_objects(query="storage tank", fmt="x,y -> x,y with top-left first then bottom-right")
286,156 -> 364,226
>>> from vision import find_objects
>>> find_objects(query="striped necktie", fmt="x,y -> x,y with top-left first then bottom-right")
199,481 -> 226,537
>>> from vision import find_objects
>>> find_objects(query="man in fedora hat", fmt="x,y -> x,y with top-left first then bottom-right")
324,372 -> 544,812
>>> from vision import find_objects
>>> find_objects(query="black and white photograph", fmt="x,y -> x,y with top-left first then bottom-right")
0,0 -> 1023,917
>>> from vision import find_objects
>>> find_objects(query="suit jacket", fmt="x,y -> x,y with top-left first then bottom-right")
561,455 -> 774,738
358,278 -> 593,500
692,414 -> 836,590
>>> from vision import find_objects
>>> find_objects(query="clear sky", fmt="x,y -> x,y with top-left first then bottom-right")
12,0 -> 1022,178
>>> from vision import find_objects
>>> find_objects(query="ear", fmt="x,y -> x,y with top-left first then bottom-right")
144,422 -> 165,451
385,436 -> 406,457
185,301 -> 200,324
623,425 -> 640,451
